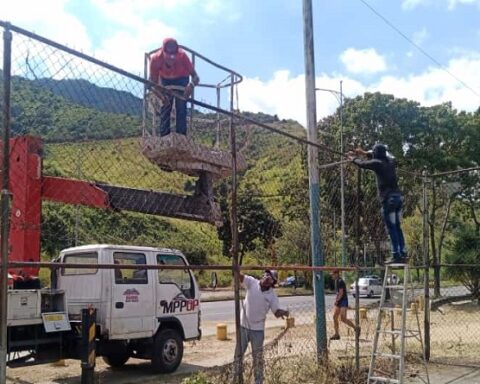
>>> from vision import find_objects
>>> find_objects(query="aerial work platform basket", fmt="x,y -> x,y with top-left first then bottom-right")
142,133 -> 247,179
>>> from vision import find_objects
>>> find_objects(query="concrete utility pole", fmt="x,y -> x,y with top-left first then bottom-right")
339,80 -> 346,270
302,0 -> 327,355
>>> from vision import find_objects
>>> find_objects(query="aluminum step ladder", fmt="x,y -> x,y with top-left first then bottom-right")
367,264 -> 430,384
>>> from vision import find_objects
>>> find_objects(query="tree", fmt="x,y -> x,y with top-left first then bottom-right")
317,92 -> 423,265
217,183 -> 282,265
408,104 -> 476,296
325,95 -> 476,294
445,225 -> 480,300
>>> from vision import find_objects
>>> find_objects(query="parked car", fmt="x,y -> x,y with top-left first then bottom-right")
279,275 -> 306,288
351,277 -> 382,298
363,274 -> 381,281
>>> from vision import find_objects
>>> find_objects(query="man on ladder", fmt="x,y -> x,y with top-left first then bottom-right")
348,144 -> 407,264
348,145 -> 429,383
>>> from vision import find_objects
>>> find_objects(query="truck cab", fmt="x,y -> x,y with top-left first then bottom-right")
56,244 -> 201,373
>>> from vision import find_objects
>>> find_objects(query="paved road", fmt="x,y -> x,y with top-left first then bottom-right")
200,285 -> 468,336
200,293 -> 376,336
201,294 -> 376,321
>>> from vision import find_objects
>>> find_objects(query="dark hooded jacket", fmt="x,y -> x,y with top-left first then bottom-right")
352,154 -> 400,202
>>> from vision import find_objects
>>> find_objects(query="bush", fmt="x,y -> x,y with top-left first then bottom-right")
182,373 -> 213,384
324,272 -> 334,291
445,225 -> 480,298
195,270 -> 232,288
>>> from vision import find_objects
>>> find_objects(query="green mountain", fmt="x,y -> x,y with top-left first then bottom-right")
9,74 -> 141,141
33,78 -> 143,116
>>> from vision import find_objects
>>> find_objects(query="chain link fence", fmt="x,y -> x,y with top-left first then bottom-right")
1,21 -> 480,384
425,168 -> 480,367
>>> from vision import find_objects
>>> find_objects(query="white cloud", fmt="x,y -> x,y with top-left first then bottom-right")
203,0 -> 223,14
340,48 -> 387,74
90,0 -> 194,27
238,70 -> 365,127
238,54 -> 480,127
402,0 -> 431,10
90,0 -> 240,25
3,0 -> 240,77
447,0 -> 480,9
94,20 -> 176,73
89,0 -> 239,71
201,0 -> 241,21
3,0 -> 91,51
402,0 -> 480,9
91,0 -> 195,16
412,28 -> 429,46
372,54 -> 480,111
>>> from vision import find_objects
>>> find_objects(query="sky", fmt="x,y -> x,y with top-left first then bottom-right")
2,0 -> 480,126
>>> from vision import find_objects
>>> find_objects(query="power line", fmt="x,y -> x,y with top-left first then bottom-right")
358,0 -> 480,99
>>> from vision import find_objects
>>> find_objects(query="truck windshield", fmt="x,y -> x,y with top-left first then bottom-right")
157,254 -> 193,297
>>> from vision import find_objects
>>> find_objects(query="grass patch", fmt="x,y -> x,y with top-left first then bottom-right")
181,356 -> 367,384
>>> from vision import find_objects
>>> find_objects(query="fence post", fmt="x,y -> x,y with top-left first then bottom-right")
302,0 -> 327,357
355,269 -> 360,370
354,168 -> 361,370
422,170 -> 430,360
0,22 -> 13,384
230,73 -> 243,384
355,168 -> 362,264
81,308 -> 97,384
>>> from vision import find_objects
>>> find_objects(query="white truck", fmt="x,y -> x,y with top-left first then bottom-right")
7,244 -> 201,373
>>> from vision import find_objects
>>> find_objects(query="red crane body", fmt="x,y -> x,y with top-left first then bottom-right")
5,136 -> 110,281
4,135 -> 217,284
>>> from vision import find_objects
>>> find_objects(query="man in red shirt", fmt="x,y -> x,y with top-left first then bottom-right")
149,38 -> 200,136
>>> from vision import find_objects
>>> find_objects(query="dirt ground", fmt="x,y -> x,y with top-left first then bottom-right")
6,301 -> 479,383
5,327 -> 282,384
429,301 -> 480,366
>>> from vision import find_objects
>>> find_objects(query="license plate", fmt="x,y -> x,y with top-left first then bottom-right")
42,312 -> 71,333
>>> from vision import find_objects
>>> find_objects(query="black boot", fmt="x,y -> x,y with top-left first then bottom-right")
400,251 -> 409,264
385,253 -> 402,265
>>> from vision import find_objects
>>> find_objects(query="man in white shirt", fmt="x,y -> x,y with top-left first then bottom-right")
236,270 -> 289,384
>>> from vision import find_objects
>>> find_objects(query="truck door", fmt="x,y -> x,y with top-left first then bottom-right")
110,251 -> 155,339
156,254 -> 200,339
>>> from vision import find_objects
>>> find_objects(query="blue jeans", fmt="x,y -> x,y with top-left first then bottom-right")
382,193 -> 406,258
158,76 -> 189,136
237,326 -> 265,384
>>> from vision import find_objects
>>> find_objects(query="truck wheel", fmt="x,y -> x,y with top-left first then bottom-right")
368,290 -> 374,298
102,353 -> 129,368
152,328 -> 183,373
